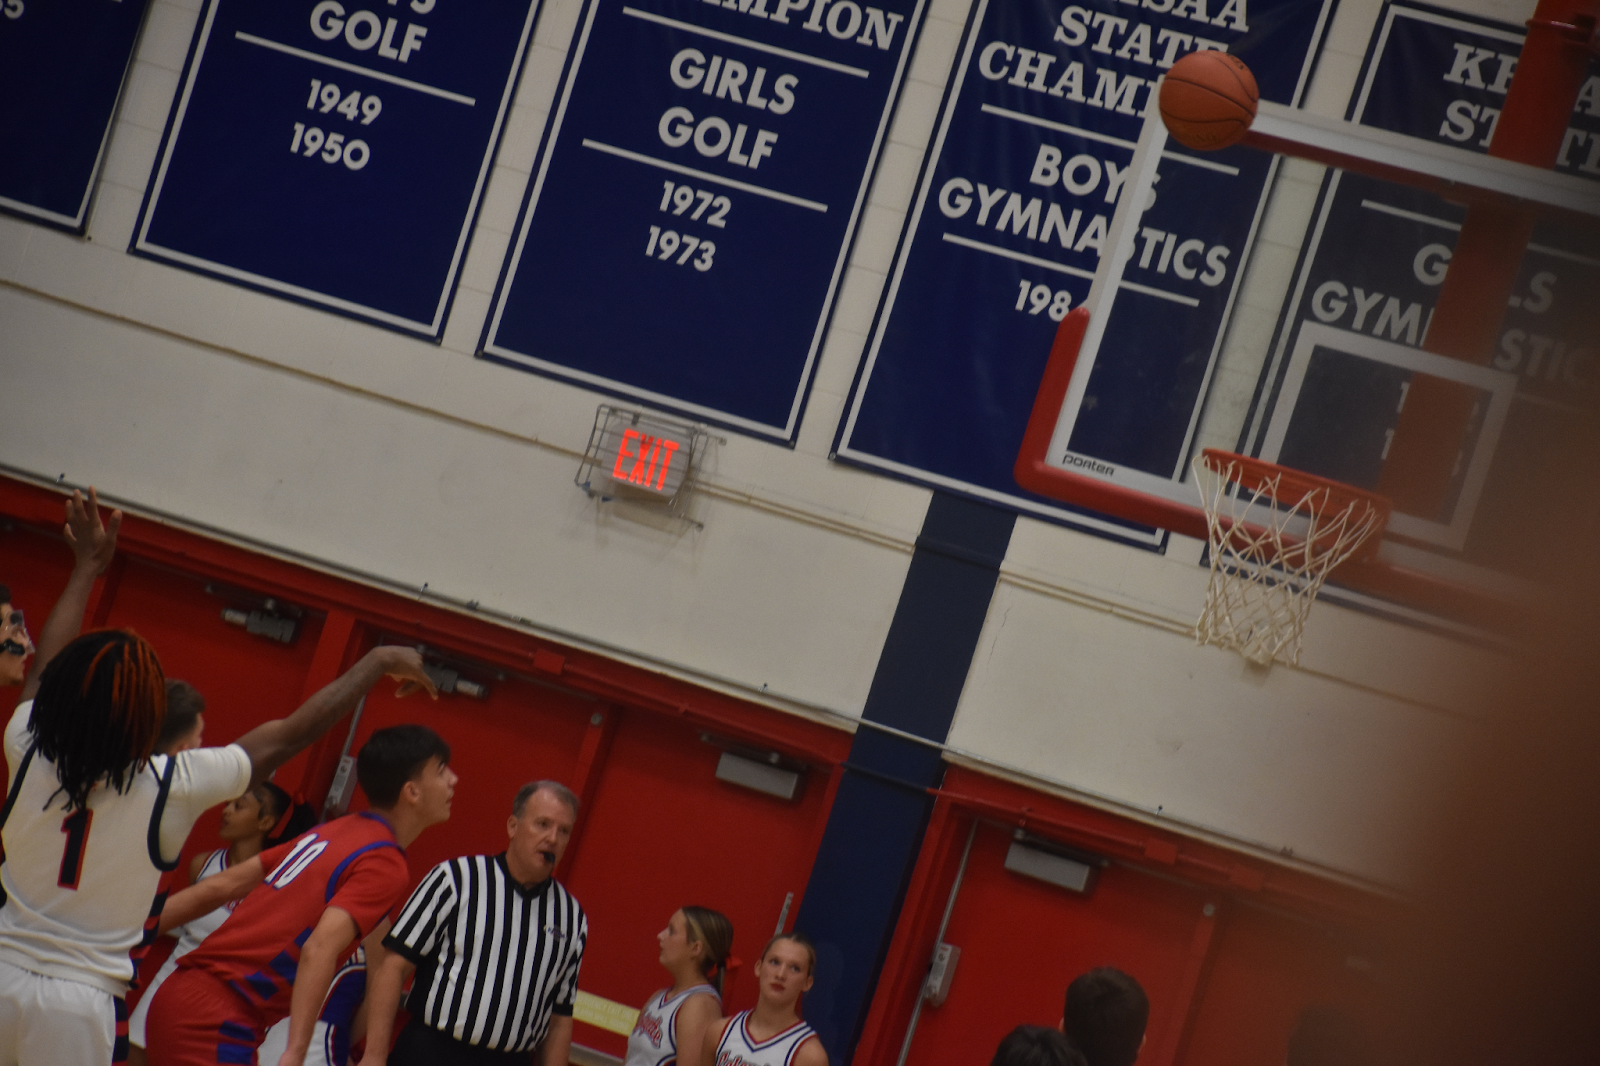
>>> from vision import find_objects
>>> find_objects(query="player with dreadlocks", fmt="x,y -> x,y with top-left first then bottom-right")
25,631 -> 168,808
0,506 -> 438,1066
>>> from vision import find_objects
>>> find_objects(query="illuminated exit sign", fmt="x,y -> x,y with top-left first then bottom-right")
605,424 -> 686,495
580,406 -> 709,506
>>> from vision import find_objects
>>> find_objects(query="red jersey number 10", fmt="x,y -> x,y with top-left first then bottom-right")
264,834 -> 330,890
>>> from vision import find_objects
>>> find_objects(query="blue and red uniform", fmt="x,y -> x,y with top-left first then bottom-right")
144,812 -> 410,1066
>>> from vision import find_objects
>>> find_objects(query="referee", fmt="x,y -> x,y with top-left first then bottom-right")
359,781 -> 588,1066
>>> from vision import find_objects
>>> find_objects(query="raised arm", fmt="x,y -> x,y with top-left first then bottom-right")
20,488 -> 121,702
233,646 -> 436,790
159,855 -> 266,935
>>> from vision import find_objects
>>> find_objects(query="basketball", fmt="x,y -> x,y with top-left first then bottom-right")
1158,51 -> 1259,151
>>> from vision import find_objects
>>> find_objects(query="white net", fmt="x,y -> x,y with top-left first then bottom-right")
1193,452 -> 1388,667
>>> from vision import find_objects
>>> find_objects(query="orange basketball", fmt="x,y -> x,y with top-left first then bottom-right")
1158,51 -> 1259,151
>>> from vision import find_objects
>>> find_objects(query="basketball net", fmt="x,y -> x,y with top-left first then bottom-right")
1193,450 -> 1390,667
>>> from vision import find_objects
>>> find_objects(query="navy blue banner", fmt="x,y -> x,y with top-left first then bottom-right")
133,0 -> 539,338
481,0 -> 923,442
1243,2 -> 1600,583
834,0 -> 1334,543
0,0 -> 151,233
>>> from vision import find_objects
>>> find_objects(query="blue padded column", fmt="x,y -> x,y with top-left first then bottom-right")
792,492 -> 1014,1064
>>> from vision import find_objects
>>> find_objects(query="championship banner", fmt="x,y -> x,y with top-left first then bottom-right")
1239,2 -> 1600,582
834,0 -> 1335,546
480,0 -> 924,442
0,0 -> 151,233
133,0 -> 540,338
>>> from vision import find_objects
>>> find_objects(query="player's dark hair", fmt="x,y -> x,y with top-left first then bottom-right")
682,905 -> 735,994
513,779 -> 580,818
258,780 -> 319,847
357,724 -> 450,808
1287,1005 -> 1374,1066
760,930 -> 817,978
1063,968 -> 1149,1066
29,630 -> 166,812
0,584 -> 11,604
991,1026 -> 1088,1066
156,679 -> 205,752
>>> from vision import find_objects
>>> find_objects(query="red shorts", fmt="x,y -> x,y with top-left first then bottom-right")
144,966 -> 269,1066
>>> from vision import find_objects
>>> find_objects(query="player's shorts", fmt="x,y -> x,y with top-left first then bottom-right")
258,1018 -> 346,1066
143,966 -> 267,1066
0,956 -> 128,1066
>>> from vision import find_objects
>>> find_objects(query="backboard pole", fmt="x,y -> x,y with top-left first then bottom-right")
1044,108 -> 1171,469
1375,0 -> 1599,519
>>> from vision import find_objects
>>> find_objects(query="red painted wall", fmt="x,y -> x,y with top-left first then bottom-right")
0,478 -> 853,1050
341,672 -> 598,883
98,557 -> 329,880
0,478 -> 1391,1065
1177,902 -> 1376,1066
560,708 -> 838,1055
857,769 -> 1389,1066
900,821 -> 1210,1065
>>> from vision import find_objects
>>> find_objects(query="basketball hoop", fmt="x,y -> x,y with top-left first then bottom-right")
1193,450 -> 1391,666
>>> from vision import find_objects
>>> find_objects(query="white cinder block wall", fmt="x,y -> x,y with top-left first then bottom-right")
0,0 -> 1528,886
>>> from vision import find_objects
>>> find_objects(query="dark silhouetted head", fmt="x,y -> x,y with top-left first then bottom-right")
992,1025 -> 1087,1066
1063,968 -> 1148,1066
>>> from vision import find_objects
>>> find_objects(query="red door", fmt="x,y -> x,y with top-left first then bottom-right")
97,558 -> 328,878
559,707 -> 835,1057
1175,901 -> 1377,1065
901,821 -> 1212,1066
339,670 -> 841,1059
1,532 -> 328,883
338,667 -> 596,886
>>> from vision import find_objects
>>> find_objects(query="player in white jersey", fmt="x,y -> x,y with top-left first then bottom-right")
702,933 -> 825,1066
626,906 -> 733,1066
0,621 -> 435,1066
128,778 -> 315,1066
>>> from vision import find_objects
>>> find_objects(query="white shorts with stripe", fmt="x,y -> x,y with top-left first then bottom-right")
0,957 -> 125,1066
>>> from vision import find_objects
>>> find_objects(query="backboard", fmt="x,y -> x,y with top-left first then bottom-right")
1015,5 -> 1600,628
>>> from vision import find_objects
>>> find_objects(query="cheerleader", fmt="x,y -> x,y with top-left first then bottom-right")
701,933 -> 825,1066
627,907 -> 733,1066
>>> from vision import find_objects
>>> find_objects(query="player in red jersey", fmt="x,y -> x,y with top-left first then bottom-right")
144,725 -> 457,1066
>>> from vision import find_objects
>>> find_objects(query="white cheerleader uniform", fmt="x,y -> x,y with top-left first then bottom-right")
626,983 -> 721,1066
710,1011 -> 819,1066
128,847 -> 236,1047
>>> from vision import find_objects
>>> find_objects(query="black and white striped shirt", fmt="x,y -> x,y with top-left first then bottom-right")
384,853 -> 587,1053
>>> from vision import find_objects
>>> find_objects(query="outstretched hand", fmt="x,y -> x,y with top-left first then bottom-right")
383,647 -> 439,700
64,487 -> 121,576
